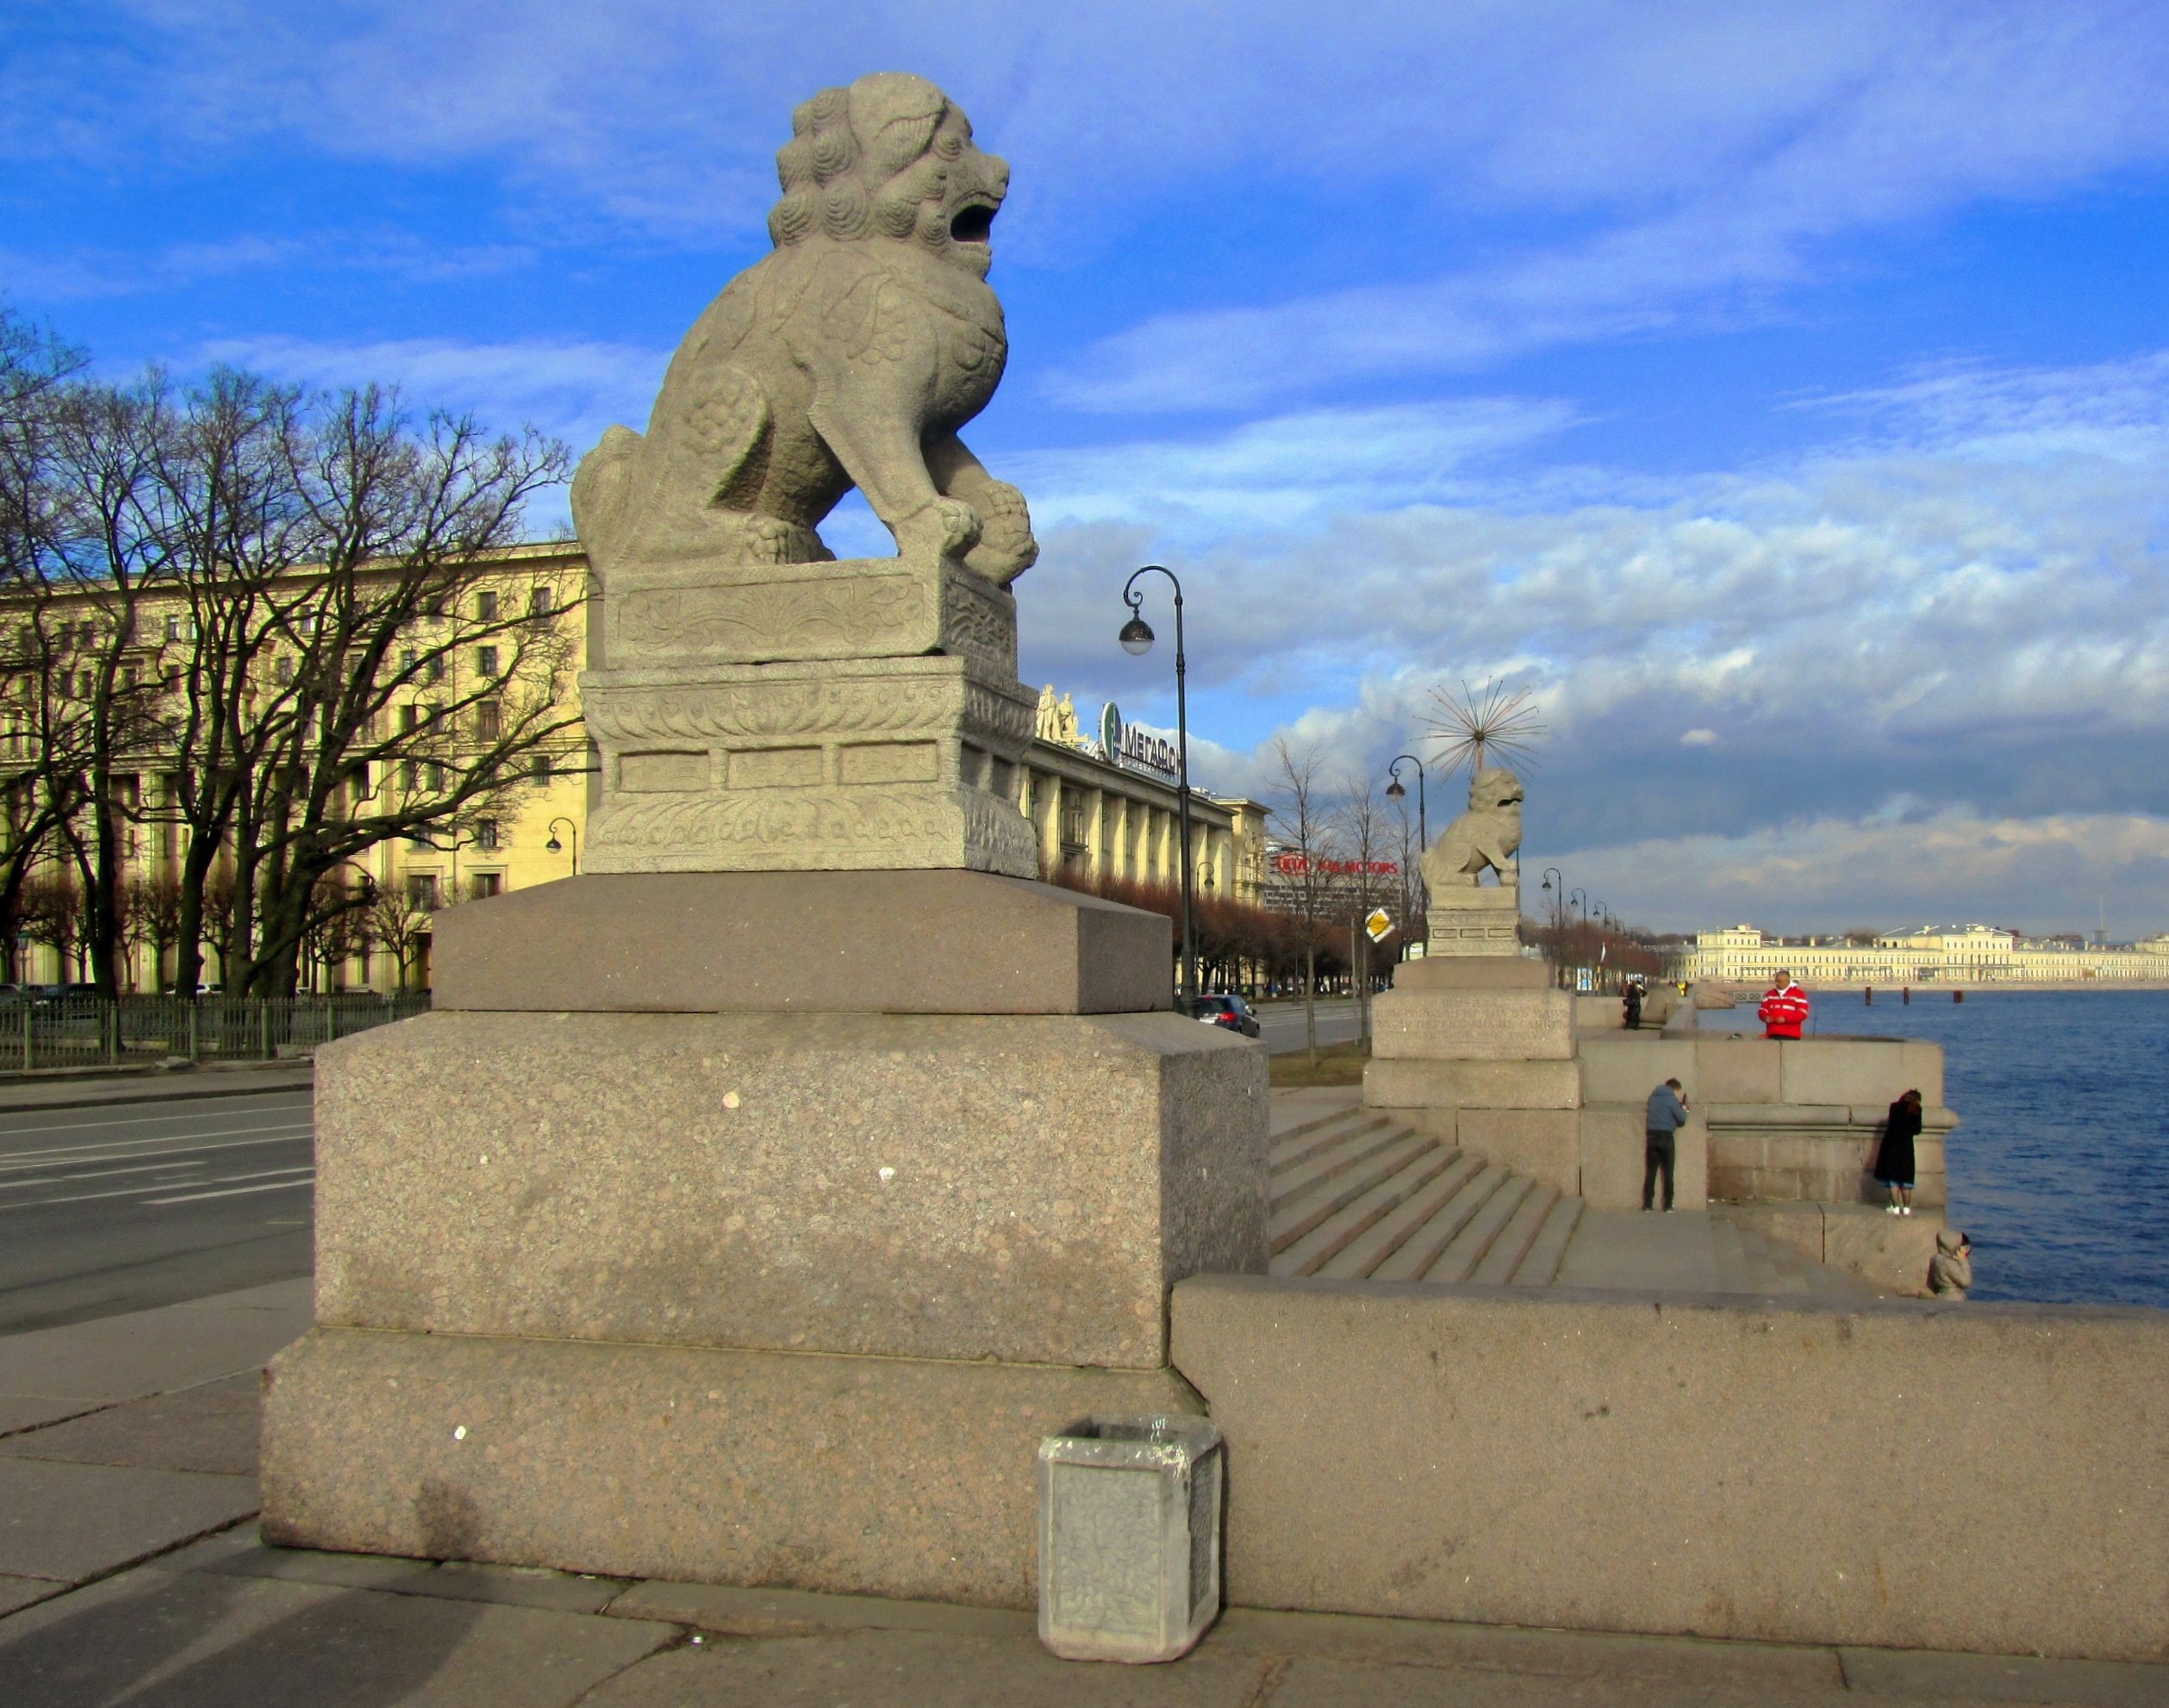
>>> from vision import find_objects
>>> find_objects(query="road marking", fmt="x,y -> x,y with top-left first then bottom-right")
146,1177 -> 315,1206
0,1163 -> 315,1212
0,1097 -> 312,1139
0,1129 -> 315,1171
0,1159 -> 208,1190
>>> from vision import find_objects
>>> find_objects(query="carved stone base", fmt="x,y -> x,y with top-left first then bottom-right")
1424,881 -> 1523,957
582,653 -> 1038,875
599,552 -> 1018,680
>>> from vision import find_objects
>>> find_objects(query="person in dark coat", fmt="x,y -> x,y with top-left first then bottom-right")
1876,1088 -> 1923,1216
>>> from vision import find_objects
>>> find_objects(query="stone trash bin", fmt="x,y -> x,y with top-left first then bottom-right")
1037,1414 -> 1225,1663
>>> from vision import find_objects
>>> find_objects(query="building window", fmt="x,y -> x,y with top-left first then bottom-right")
407,873 -> 439,910
402,703 -> 420,733
471,872 -> 502,901
165,614 -> 182,641
475,818 -> 500,851
400,647 -> 418,679
530,753 -> 552,788
476,645 -> 499,677
474,700 -> 502,742
528,586 -> 553,617
477,590 -> 499,621
274,656 -> 293,683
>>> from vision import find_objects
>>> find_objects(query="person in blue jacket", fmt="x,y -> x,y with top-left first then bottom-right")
1643,1077 -> 1690,1212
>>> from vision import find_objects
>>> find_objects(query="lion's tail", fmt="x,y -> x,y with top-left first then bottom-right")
570,424 -> 644,567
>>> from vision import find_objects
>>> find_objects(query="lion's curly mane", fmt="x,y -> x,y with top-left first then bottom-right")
768,76 -> 966,251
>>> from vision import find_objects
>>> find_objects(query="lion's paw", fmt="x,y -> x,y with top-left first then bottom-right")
895,496 -> 982,561
962,481 -> 1038,583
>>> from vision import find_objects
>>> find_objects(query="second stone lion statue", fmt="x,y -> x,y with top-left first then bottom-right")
571,72 -> 1038,583
1422,768 -> 1525,889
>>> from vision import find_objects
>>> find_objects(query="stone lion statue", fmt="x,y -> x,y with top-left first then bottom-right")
571,72 -> 1038,583
1422,768 -> 1524,888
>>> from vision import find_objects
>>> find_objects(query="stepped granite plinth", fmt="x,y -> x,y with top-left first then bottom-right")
263,872 -> 1268,1603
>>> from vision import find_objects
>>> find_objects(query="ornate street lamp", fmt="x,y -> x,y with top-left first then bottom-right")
545,817 -> 580,876
1118,565 -> 1195,1006
1384,755 -> 1427,852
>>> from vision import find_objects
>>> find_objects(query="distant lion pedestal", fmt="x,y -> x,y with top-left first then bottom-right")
260,872 -> 1268,1607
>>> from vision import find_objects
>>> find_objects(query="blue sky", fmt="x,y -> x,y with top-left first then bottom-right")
8,2 -> 2169,934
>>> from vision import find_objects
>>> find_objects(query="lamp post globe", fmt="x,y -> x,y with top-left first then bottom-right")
1118,615 -> 1155,656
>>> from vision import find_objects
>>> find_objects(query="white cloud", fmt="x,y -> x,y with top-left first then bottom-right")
196,332 -> 665,454
1551,811 -> 2169,938
1017,346 -> 2169,927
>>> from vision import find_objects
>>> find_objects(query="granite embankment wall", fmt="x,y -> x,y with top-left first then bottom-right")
1174,1275 -> 2169,1661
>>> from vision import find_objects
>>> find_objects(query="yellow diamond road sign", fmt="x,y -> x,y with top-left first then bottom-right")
1364,908 -> 1393,942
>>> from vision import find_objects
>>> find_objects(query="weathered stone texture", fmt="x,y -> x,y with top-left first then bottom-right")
428,870 -> 1172,1016
581,651 -> 1038,876
1362,1057 -> 1580,1112
1171,1275 -> 2169,1661
313,1009 -> 1268,1369
1369,988 -> 1574,1062
262,1328 -> 1201,1608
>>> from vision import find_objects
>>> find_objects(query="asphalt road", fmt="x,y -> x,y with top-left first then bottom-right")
0,1088 -> 315,1336
1256,996 -> 1365,1054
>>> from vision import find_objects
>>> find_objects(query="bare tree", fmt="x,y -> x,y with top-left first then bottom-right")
140,373 -> 575,994
368,885 -> 430,993
1336,772 -> 1395,1043
124,871 -> 184,990
1270,737 -> 1340,1067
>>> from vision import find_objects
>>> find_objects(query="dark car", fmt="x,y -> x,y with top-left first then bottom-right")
1187,993 -> 1262,1038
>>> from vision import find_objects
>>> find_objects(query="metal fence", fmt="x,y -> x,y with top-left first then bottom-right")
0,992 -> 432,1073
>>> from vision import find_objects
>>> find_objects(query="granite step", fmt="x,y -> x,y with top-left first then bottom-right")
1268,1119 -> 1414,1205
1425,1175 -> 1536,1284
1275,1144 -> 1464,1279
1309,1152 -> 1485,1281
1268,1132 -> 1439,1255
1470,1184 -> 1561,1285
1269,1111 -> 1387,1177
1368,1163 -> 1511,1283
1510,1194 -> 1583,1286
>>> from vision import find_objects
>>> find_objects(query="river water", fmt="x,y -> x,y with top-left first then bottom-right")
1701,988 -> 2169,1308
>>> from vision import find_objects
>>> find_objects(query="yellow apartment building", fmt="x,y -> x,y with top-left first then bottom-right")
1692,922 -> 2169,987
6,546 -> 1271,991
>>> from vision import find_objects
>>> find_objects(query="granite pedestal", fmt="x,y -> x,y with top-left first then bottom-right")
262,873 -> 1269,1607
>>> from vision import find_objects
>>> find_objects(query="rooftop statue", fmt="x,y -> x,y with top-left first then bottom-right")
1423,767 -> 1524,889
571,72 -> 1038,583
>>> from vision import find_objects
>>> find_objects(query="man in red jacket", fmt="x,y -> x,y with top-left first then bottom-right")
1758,970 -> 1811,1038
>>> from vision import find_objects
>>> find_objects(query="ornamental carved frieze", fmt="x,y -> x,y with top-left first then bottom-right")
586,783 -> 1037,876
614,573 -> 927,662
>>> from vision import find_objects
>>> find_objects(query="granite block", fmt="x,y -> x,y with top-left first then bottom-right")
314,1009 -> 1268,1369
1171,1275 -> 2169,1661
1362,1057 -> 1580,1112
1368,989 -> 1574,1063
1451,1109 -> 1580,1194
429,870 -> 1173,1016
261,1328 -> 1205,1610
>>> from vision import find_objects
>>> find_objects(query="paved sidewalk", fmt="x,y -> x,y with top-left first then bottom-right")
2,1284 -> 2163,1705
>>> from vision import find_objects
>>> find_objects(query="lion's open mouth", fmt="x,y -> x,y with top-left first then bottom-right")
950,200 -> 996,245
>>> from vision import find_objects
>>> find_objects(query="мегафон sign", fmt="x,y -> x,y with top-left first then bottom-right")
1099,703 -> 1179,783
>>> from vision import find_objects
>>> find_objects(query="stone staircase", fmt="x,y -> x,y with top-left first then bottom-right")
1267,1106 -> 1583,1285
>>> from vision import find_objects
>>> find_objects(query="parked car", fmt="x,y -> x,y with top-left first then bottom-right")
1187,993 -> 1262,1038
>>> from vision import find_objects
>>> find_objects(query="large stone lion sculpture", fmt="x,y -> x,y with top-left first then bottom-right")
1422,768 -> 1524,888
571,72 -> 1038,583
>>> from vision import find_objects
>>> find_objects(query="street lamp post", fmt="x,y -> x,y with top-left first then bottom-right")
1385,754 -> 1427,960
1539,866 -> 1563,987
545,817 -> 580,876
1383,755 -> 1427,853
1119,565 -> 1196,1006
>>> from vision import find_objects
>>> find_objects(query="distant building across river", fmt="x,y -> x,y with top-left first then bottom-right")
1692,922 -> 2169,986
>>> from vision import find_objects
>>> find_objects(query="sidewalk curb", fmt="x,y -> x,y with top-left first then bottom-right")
0,1069 -> 314,1115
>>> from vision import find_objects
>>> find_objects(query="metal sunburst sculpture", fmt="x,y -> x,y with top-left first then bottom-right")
1424,678 -> 1546,779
